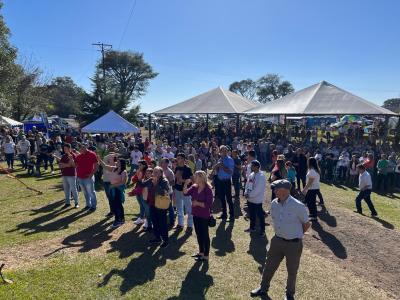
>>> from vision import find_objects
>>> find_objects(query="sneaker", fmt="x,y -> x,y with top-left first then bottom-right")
174,224 -> 183,230
63,203 -> 71,208
259,232 -> 266,238
105,212 -> 114,218
244,228 -> 256,233
111,221 -> 122,228
217,214 -> 227,220
160,241 -> 169,248
143,219 -> 148,227
84,206 -> 91,210
74,204 -> 79,209
89,207 -> 96,212
149,239 -> 161,244
51,171 -> 55,175
354,210 -> 363,215
133,218 -> 144,225
371,213 -> 378,218
250,287 -> 267,297
186,227 -> 193,235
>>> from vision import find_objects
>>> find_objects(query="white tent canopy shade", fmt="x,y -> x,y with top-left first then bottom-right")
153,86 -> 260,114
82,110 -> 139,134
0,116 -> 23,126
245,81 -> 397,116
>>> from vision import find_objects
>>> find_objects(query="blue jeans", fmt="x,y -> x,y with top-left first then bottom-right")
5,153 -> 14,168
78,177 -> 97,209
175,189 -> 193,227
63,176 -> 79,205
103,182 -> 113,213
136,194 -> 146,219
19,153 -> 28,169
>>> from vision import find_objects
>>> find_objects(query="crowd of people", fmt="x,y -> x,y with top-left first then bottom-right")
1,120 -> 398,299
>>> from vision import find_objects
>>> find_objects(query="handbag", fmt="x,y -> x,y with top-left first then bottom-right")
208,215 -> 216,227
155,194 -> 171,210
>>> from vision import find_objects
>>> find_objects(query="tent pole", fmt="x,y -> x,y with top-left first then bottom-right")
148,114 -> 152,143
236,114 -> 240,135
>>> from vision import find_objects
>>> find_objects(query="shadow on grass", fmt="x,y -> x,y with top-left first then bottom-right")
11,199 -> 65,215
8,200 -> 90,235
371,216 -> 395,230
36,174 -> 62,181
211,220 -> 235,256
99,229 -> 162,295
317,206 -> 337,227
99,225 -> 192,295
311,222 -> 347,259
167,261 -> 213,300
248,234 -> 268,274
45,218 -> 115,256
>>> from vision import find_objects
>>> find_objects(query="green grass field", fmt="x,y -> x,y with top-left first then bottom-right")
0,164 -> 398,299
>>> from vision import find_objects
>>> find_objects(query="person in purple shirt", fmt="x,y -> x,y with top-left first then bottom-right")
183,170 -> 213,262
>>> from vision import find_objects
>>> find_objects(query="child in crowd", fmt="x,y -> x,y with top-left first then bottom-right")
286,161 -> 297,196
27,156 -> 36,176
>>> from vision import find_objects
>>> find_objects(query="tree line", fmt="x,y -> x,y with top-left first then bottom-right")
0,2 -> 158,125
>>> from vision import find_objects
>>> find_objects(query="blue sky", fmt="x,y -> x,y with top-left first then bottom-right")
3,0 -> 400,113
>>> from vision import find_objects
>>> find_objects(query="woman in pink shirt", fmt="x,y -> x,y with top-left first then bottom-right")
183,171 -> 213,262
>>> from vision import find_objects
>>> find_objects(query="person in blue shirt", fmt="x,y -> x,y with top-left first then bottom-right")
213,145 -> 235,222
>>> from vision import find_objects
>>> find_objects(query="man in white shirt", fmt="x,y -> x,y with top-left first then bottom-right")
251,179 -> 310,300
355,164 -> 378,216
130,146 -> 143,169
17,135 -> 31,169
244,160 -> 266,237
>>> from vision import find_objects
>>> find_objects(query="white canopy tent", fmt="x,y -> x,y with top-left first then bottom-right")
245,81 -> 397,116
0,116 -> 23,127
153,86 -> 260,114
82,110 -> 139,134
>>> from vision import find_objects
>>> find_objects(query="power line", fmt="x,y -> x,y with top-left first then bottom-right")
92,42 -> 112,95
118,0 -> 138,49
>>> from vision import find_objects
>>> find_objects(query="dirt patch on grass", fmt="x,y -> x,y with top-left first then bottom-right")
304,204 -> 400,299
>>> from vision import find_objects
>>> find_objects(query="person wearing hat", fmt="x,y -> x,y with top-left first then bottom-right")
244,160 -> 266,237
251,179 -> 310,300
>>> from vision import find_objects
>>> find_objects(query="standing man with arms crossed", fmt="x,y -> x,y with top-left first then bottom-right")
251,179 -> 310,300
75,143 -> 99,212
244,160 -> 266,237
214,145 -> 235,222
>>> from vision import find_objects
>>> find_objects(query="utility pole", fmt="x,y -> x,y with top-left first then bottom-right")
92,42 -> 112,95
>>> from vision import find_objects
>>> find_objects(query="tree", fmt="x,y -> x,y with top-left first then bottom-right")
101,50 -> 158,111
10,63 -> 50,121
0,0 -> 19,116
46,76 -> 86,117
383,98 -> 400,113
81,50 -> 158,122
229,73 -> 294,104
229,79 -> 257,100
257,74 -> 294,103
